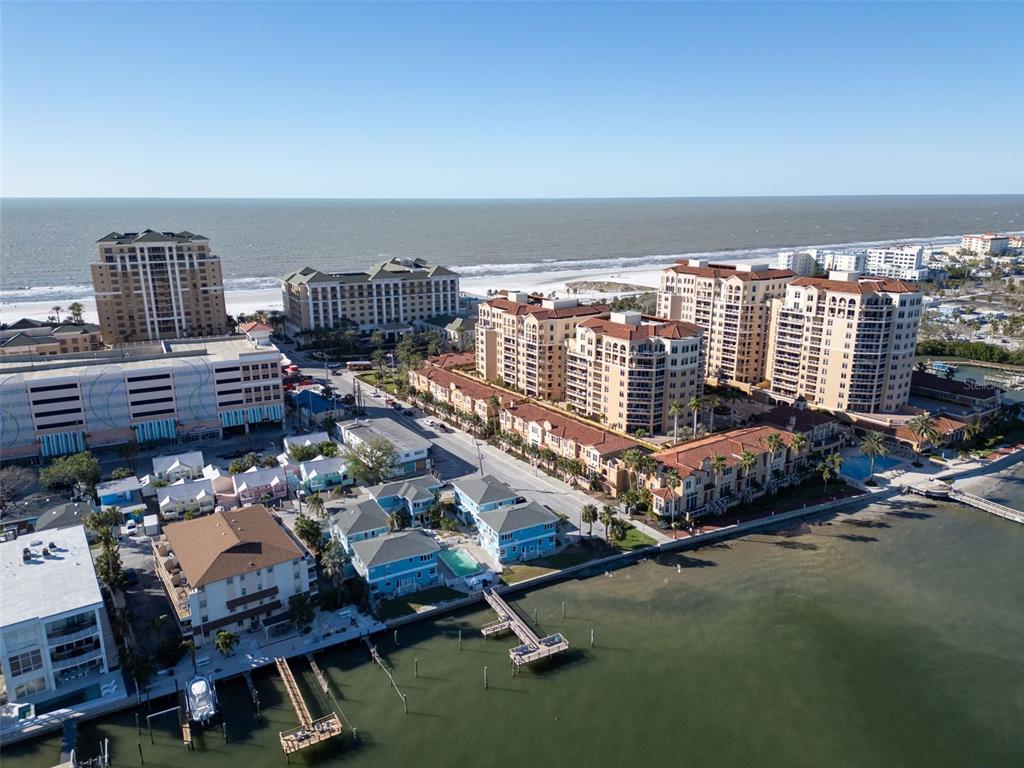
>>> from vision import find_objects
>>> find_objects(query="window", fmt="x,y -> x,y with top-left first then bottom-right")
9,649 -> 43,677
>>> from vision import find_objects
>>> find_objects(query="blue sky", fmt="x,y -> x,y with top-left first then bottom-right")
2,1 -> 1021,197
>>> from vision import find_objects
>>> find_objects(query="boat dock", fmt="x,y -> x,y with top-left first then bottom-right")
274,657 -> 343,756
481,588 -> 569,668
907,483 -> 1024,524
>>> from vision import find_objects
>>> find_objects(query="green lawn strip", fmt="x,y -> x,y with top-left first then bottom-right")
613,526 -> 657,552
499,545 -> 603,585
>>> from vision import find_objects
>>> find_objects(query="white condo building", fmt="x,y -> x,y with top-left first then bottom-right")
1,526 -> 120,707
865,245 -> 930,281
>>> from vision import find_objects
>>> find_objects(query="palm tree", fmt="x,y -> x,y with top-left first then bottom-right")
51,305 -> 63,322
181,638 -> 197,673
669,401 -> 684,442
907,412 -> 942,465
663,468 -> 681,527
705,395 -> 721,432
709,454 -> 728,508
963,421 -> 983,446
688,396 -> 704,435
787,432 -> 808,473
763,431 -> 784,457
859,431 -> 889,482
599,504 -> 617,542
215,630 -> 240,657
580,503 -> 598,536
306,492 -> 326,520
621,447 -> 645,491
321,540 -> 347,597
818,452 -> 843,492
293,513 -> 324,556
738,449 -> 757,489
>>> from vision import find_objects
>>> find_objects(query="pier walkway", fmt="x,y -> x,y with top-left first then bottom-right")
273,657 -> 342,756
907,483 -> 1024,524
481,589 -> 569,668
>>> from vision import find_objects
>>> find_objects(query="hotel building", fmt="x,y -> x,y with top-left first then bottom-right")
1,526 -> 119,707
765,273 -> 923,414
864,245 -> 930,281
91,231 -> 228,345
0,320 -> 104,358
281,258 -> 459,334
565,311 -> 704,434
656,261 -> 794,388
475,293 -> 606,400
0,337 -> 284,461
961,233 -> 1010,256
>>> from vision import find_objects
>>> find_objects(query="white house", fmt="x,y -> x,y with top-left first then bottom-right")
157,478 -> 217,519
154,505 -> 316,646
0,526 -> 121,707
152,451 -> 205,482
283,431 -> 333,455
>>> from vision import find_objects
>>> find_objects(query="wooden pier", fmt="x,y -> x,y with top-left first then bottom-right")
305,653 -> 330,695
948,486 -> 1024,524
481,589 -> 569,668
274,657 -> 343,756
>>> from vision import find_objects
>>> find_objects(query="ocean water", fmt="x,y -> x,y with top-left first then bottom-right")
3,472 -> 1023,768
1,195 -> 1022,302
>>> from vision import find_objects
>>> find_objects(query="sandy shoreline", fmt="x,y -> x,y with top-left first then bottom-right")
1,263 -> 670,325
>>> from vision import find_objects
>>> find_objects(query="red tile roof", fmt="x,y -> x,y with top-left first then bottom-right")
578,315 -> 702,341
503,402 -> 639,456
238,321 -> 273,332
667,264 -> 795,281
654,426 -> 798,474
429,352 -> 475,370
483,298 -> 608,320
414,365 -> 517,405
790,276 -> 920,294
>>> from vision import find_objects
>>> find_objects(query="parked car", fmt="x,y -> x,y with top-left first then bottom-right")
124,519 -> 137,536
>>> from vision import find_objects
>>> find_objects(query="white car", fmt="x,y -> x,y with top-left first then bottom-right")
124,519 -> 137,536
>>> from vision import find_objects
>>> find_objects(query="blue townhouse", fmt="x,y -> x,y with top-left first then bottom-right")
476,501 -> 559,564
300,455 -> 353,493
367,476 -> 443,527
330,499 -> 391,555
350,530 -> 441,597
450,474 -> 519,522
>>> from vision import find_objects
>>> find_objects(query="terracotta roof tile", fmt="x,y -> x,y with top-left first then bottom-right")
503,402 -> 639,455
578,315 -> 702,341
483,298 -> 608,320
654,426 -> 798,474
667,264 -> 795,281
789,276 -> 920,294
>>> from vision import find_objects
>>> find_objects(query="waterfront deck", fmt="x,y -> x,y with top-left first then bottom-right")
481,589 -> 569,667
274,657 -> 343,755
910,483 -> 1024,524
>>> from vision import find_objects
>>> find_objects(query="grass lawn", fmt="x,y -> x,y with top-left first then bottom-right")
356,371 -> 399,395
613,525 -> 657,552
375,586 -> 465,620
499,545 -> 602,585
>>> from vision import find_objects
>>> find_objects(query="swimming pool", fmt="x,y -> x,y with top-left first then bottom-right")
439,548 -> 482,577
841,454 -> 902,481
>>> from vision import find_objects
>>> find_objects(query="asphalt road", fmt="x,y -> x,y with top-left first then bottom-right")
286,346 -> 666,542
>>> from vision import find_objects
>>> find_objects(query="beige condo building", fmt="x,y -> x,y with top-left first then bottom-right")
475,293 -> 606,400
565,311 -> 704,434
91,230 -> 228,345
281,258 -> 459,334
765,273 -> 922,414
656,261 -> 794,389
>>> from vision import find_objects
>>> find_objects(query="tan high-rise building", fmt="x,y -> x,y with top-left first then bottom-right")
475,293 -> 606,400
765,273 -> 922,414
91,231 -> 228,344
656,261 -> 794,389
565,311 -> 704,435
281,258 -> 459,334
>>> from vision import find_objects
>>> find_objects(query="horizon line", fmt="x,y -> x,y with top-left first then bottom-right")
3,192 -> 1023,202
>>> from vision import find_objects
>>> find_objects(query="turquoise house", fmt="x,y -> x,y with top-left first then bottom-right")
350,530 -> 440,597
476,501 -> 558,564
300,455 -> 353,493
367,476 -> 443,527
331,499 -> 390,556
451,474 -> 519,521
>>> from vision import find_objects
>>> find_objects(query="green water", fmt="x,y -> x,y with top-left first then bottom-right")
4,495 -> 1022,768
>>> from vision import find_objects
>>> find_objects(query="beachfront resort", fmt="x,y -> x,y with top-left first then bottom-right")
2,228 -> 1024,763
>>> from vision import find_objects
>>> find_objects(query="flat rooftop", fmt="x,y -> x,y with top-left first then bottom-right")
0,525 -> 103,628
0,336 -> 281,380
341,418 -> 431,454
